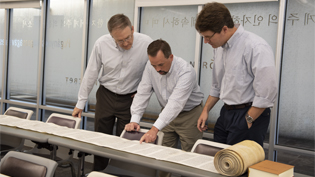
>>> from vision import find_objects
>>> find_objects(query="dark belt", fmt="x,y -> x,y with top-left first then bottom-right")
102,85 -> 136,97
224,102 -> 252,110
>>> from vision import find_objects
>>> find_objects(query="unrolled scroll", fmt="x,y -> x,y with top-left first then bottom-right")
214,140 -> 265,176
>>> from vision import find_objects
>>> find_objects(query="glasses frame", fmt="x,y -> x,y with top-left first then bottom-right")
115,34 -> 133,45
203,32 -> 216,41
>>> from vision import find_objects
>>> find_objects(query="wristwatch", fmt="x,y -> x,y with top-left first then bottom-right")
245,113 -> 254,123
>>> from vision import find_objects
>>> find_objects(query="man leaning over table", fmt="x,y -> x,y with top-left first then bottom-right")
125,39 -> 204,176
72,14 -> 152,171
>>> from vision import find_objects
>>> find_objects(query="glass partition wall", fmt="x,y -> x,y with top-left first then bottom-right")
44,0 -> 84,108
0,0 -> 314,176
276,0 -> 314,175
0,9 -> 5,99
7,8 -> 41,103
139,5 -> 199,123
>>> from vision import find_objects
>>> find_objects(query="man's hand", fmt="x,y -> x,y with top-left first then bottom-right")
124,122 -> 140,132
140,126 -> 159,144
247,122 -> 252,129
72,107 -> 83,118
197,111 -> 208,132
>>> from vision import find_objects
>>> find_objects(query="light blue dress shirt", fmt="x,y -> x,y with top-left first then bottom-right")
76,32 -> 152,109
131,56 -> 204,130
210,24 -> 277,108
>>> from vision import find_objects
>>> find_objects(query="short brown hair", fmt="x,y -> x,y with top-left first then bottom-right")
195,2 -> 234,33
107,14 -> 132,33
147,39 -> 172,58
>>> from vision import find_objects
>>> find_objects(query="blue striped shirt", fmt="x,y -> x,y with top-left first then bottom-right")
210,24 -> 277,108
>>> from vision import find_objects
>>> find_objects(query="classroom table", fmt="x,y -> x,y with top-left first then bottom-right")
0,124 -> 49,143
48,135 -> 222,177
0,123 -> 312,177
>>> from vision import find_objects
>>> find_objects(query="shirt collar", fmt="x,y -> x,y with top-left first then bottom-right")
166,55 -> 175,76
222,23 -> 243,49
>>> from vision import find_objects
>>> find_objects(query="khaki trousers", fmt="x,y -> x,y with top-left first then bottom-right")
159,104 -> 203,177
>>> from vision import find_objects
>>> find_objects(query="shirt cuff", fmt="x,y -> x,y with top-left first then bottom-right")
153,119 -> 168,131
253,96 -> 275,108
209,88 -> 220,98
75,101 -> 86,110
130,114 -> 142,124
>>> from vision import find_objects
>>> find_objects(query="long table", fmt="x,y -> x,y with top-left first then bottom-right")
0,124 -> 312,177
0,125 -> 49,143
0,124 -> 220,177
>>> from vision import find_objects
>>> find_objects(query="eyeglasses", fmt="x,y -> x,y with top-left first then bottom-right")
115,34 -> 133,45
203,32 -> 216,41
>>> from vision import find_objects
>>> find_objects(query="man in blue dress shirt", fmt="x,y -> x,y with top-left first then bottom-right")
125,39 -> 204,152
195,2 -> 277,147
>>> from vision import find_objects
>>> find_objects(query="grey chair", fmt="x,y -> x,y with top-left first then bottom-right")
1,107 -> 33,154
0,151 -> 58,177
103,129 -> 164,177
28,113 -> 81,177
191,139 -> 230,156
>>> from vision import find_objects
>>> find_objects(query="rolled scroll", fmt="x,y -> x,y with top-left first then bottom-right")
214,140 -> 265,176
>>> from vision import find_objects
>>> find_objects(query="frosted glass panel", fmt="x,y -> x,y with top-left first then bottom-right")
200,2 -> 279,130
140,5 -> 198,117
8,8 -> 41,102
278,0 -> 314,150
44,0 -> 84,108
87,0 -> 135,112
140,6 -> 198,63
0,9 -> 4,98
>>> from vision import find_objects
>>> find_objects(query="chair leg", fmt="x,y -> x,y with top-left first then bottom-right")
77,152 -> 86,177
69,161 -> 76,177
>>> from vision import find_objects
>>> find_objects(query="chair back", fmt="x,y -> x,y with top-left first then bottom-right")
87,171 -> 118,177
29,113 -> 81,177
120,129 -> 164,145
46,113 -> 81,129
0,151 -> 58,177
191,139 -> 230,156
1,107 -> 34,152
4,107 -> 33,120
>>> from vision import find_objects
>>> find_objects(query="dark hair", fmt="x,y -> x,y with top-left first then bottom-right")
195,2 -> 234,33
147,39 -> 172,58
107,14 -> 132,33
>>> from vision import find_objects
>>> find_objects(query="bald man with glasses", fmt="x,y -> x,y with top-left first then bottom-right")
72,14 -> 152,171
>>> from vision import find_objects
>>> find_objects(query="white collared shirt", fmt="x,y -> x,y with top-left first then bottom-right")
130,55 -> 204,130
76,32 -> 153,109
210,24 -> 277,108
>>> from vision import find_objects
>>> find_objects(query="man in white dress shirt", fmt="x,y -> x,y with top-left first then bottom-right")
72,14 -> 152,171
125,39 -> 204,153
195,2 -> 277,147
